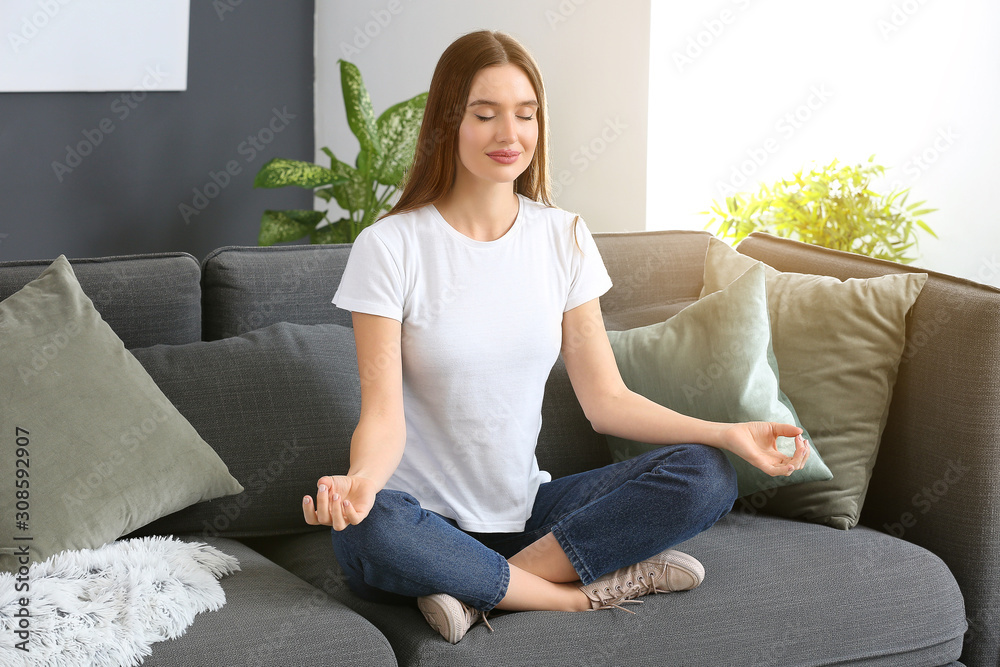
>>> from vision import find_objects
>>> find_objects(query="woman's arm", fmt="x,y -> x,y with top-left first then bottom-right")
345,311 -> 407,486
560,298 -> 809,476
303,311 -> 407,529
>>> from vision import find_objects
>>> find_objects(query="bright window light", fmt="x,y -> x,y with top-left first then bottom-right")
647,0 -> 999,285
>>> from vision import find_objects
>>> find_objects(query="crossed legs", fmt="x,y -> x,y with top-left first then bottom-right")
330,443 -> 738,613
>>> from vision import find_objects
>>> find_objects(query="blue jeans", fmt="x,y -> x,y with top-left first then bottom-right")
329,444 -> 737,612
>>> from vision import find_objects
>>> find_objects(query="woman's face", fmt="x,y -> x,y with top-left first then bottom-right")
455,63 -> 539,188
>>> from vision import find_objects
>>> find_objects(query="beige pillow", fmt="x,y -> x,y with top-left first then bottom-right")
0,256 -> 243,572
702,238 -> 927,529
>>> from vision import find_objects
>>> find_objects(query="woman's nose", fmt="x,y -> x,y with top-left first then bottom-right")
495,114 -> 517,144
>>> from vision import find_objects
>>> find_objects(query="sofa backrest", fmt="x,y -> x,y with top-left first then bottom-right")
201,245 -> 353,340
200,230 -> 714,339
0,253 -> 202,348
194,232 -> 713,482
595,229 -> 710,330
0,234 -> 715,539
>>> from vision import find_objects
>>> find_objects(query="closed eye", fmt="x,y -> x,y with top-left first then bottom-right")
474,114 -> 535,122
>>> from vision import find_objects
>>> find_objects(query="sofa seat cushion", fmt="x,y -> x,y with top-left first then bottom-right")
142,536 -> 395,666
253,515 -> 965,666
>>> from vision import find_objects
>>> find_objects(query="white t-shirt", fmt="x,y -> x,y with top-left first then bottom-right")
332,194 -> 613,532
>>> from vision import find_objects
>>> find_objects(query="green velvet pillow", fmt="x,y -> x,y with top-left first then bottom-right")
606,263 -> 832,498
701,238 -> 928,529
0,256 -> 243,572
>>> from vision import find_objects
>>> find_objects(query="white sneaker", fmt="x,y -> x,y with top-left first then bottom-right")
580,549 -> 705,612
417,593 -> 493,643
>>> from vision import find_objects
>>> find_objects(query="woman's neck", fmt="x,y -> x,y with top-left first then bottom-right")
435,178 -> 520,242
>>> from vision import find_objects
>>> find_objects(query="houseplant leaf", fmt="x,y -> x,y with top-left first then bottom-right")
255,61 -> 425,246
373,92 -> 428,186
702,157 -> 937,264
331,164 -> 370,213
254,158 -> 342,189
311,218 -> 355,244
916,219 -> 938,237
339,59 -> 382,159
258,209 -> 325,246
313,151 -> 357,202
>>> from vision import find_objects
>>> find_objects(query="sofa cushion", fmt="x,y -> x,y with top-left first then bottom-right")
142,536 -> 396,666
201,245 -> 354,340
606,263 -> 832,497
257,513 -> 965,666
701,238 -> 927,529
0,253 -> 201,348
129,322 -> 360,539
0,256 -> 242,573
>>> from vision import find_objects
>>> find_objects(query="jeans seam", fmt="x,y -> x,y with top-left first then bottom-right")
551,524 -> 593,585
481,554 -> 510,612
353,544 -> 508,612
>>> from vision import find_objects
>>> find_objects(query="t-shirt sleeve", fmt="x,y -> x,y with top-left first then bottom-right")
331,225 -> 404,321
565,216 -> 614,312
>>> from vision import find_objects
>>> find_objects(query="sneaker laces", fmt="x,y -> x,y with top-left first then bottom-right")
463,600 -> 494,633
585,565 -> 668,613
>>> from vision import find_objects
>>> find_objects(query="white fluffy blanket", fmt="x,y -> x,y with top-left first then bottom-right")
0,537 -> 240,667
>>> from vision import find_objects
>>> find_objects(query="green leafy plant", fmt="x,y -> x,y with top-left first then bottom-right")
253,60 -> 427,245
703,156 -> 937,264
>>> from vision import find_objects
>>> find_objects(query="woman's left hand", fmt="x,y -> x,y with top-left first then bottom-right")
721,422 -> 810,476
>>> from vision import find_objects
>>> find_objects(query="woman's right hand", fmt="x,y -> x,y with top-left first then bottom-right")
303,474 -> 378,531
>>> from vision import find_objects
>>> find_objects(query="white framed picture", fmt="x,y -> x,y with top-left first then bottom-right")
1,0 -> 189,92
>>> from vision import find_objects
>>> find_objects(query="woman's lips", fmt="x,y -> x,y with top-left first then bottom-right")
487,150 -> 520,164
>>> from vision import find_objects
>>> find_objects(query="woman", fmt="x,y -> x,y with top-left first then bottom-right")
303,30 -> 809,644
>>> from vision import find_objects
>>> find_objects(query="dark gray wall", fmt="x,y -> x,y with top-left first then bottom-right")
0,2 -> 314,262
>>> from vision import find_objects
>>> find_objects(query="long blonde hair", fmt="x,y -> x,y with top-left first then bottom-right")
386,30 -> 552,218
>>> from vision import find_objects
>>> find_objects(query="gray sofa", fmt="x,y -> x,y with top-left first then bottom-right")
2,229 -> 996,666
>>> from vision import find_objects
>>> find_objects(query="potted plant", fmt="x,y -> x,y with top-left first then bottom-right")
253,60 -> 427,245
703,156 -> 937,264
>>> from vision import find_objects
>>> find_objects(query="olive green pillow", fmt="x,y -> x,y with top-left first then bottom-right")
606,263 -> 832,498
0,256 -> 243,572
701,238 -> 927,529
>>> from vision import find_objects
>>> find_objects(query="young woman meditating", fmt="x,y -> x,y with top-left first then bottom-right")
303,29 -> 809,644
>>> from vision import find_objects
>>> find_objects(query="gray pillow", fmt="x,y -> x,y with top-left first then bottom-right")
606,263 -> 832,498
0,256 -> 243,572
128,321 -> 360,539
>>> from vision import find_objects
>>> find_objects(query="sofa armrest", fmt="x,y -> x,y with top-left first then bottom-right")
737,232 -> 1000,666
